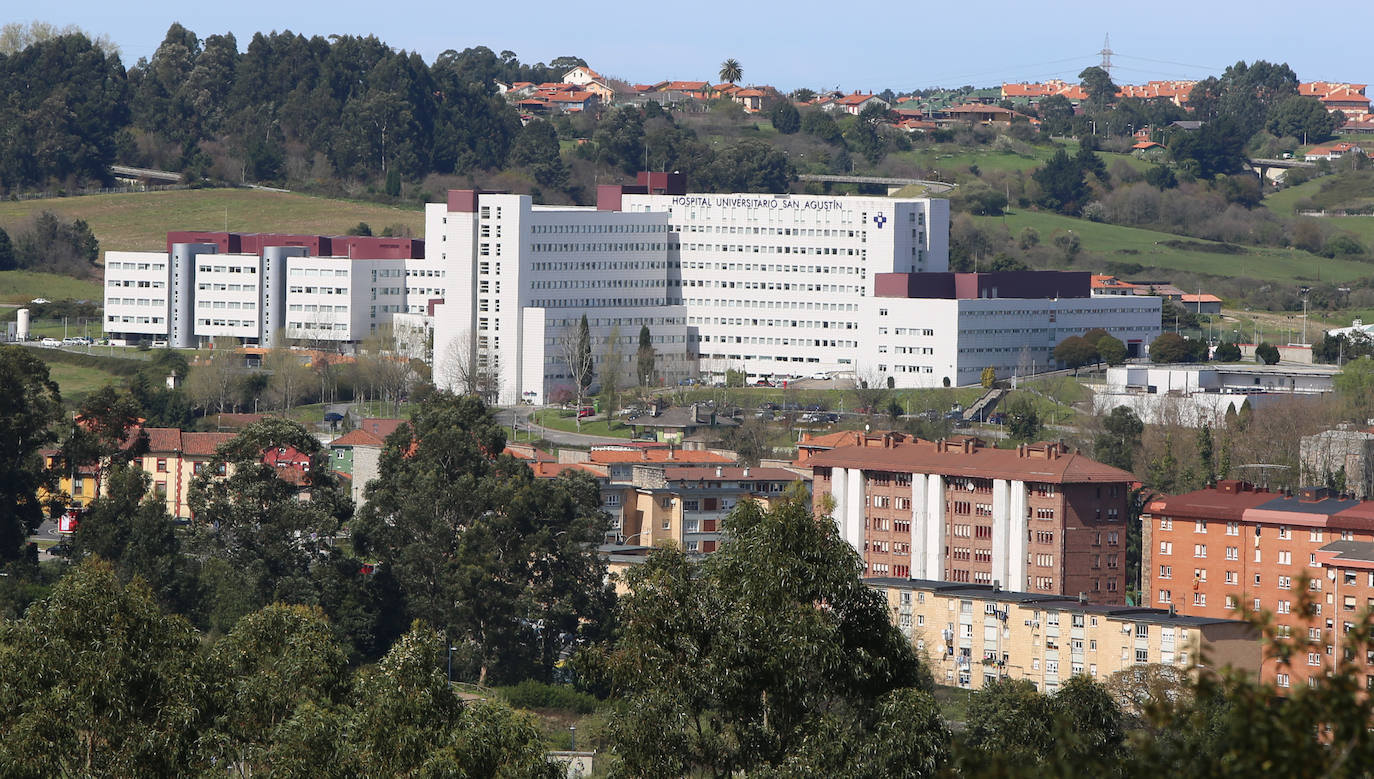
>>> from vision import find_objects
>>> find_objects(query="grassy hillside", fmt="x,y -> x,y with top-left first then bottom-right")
0,189 -> 426,257
0,271 -> 103,304
973,209 -> 1374,284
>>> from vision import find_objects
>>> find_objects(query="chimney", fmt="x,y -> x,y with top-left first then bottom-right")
1169,603 -> 1176,617
715,466 -> 723,478
743,467 -> 750,477
640,449 -> 648,461
1078,592 -> 1087,604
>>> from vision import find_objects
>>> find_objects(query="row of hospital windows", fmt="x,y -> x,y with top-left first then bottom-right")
698,335 -> 858,349
529,260 -> 672,272
108,298 -> 164,307
685,299 -> 861,312
531,279 -> 667,289
531,242 -> 666,253
528,298 -> 667,309
107,315 -> 164,324
196,265 -> 257,274
198,300 -> 256,310
673,243 -> 867,257
680,260 -> 865,276
107,279 -> 165,288
198,283 -> 255,292
529,223 -> 667,233
107,261 -> 166,271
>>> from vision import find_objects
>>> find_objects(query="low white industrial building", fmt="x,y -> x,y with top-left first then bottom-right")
1092,364 -> 1340,425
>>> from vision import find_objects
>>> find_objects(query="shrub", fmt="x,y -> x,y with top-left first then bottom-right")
496,679 -> 600,714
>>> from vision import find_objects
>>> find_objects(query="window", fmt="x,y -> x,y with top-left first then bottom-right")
1193,544 -> 1207,558
1278,600 -> 1291,615
1194,519 -> 1207,533
1226,546 -> 1238,560
156,458 -> 168,473
1308,652 -> 1322,667
1226,521 -> 1239,536
1278,550 -> 1292,565
1193,592 -> 1206,606
1158,590 -> 1172,603
1278,525 -> 1292,540
1278,576 -> 1292,590
1135,648 -> 1149,663
1277,673 -> 1290,688
1159,565 -> 1173,579
1159,541 -> 1173,555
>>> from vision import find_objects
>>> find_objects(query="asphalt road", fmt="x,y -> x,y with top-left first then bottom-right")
504,406 -> 629,448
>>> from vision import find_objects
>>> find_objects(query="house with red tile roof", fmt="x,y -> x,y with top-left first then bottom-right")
1305,141 -> 1365,161
825,92 -> 889,115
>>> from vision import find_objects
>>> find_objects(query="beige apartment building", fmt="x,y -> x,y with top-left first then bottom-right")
868,578 -> 1260,693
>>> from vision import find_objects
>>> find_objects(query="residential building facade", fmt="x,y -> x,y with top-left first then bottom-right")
869,578 -> 1260,692
810,435 -> 1134,602
1142,481 -> 1374,690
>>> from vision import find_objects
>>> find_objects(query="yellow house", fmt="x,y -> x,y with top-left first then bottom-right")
40,452 -> 99,509
139,428 -> 236,519
869,578 -> 1260,693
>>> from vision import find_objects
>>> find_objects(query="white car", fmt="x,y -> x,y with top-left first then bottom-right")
810,372 -> 831,381
40,337 -> 61,347
30,298 -> 50,304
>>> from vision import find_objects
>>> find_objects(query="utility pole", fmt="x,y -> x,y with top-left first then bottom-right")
1098,34 -> 1114,76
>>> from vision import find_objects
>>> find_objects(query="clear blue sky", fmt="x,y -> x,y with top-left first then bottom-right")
27,1 -> 1372,92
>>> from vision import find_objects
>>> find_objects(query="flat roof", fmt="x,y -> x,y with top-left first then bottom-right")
867,578 -> 1248,627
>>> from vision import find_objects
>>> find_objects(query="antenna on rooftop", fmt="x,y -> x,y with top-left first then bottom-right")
1098,34 -> 1114,75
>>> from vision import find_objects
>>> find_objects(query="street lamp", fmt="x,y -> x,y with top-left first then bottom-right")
447,643 -> 459,684
618,531 -> 648,546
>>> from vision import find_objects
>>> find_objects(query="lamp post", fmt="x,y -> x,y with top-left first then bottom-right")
618,531 -> 648,546
447,643 -> 458,684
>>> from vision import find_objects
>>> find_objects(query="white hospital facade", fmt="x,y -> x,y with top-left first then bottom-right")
104,173 -> 1160,403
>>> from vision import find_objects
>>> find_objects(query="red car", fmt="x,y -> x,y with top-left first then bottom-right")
577,407 -> 594,418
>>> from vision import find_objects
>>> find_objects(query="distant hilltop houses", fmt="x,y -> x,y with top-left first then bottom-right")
496,66 -> 1373,133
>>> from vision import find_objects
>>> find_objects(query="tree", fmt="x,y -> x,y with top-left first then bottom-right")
636,324 -> 656,388
1095,406 -> 1143,472
0,346 -> 63,561
1033,148 -> 1089,215
559,315 -> 594,430
206,603 -> 349,772
960,677 -> 1053,769
0,559 -> 211,776
1214,341 -> 1242,362
1079,66 -> 1118,109
1144,164 -> 1178,189
264,344 -> 312,412
718,58 -> 742,85
186,337 -> 245,414
187,418 -> 352,632
352,393 -> 613,685
1255,341 -> 1280,365
0,227 -> 13,271
1097,334 -> 1128,366
597,493 -> 946,776
1005,395 -> 1041,442
343,624 -> 560,777
980,366 -> 997,389
770,100 -> 800,134
1334,356 -> 1374,422
1169,116 -> 1248,179
1267,95 -> 1338,143
1149,332 -> 1204,364
1053,335 -> 1098,373
1037,95 -> 1075,134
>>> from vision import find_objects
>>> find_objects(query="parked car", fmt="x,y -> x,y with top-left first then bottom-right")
754,379 -> 774,387
810,371 -> 830,381
40,337 -> 61,347
30,297 -> 49,304
633,431 -> 658,441
988,412 -> 1008,425
577,407 -> 594,419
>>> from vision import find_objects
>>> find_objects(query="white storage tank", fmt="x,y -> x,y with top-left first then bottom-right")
16,308 -> 29,341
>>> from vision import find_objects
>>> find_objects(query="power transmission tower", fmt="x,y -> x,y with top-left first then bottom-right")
1098,34 -> 1114,76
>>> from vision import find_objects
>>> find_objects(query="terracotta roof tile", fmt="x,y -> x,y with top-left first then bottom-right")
145,428 -> 183,453
331,429 -> 386,448
183,432 -> 235,456
589,449 -> 734,464
360,418 -> 405,439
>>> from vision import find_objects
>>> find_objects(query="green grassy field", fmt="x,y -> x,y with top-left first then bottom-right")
532,410 -> 634,438
0,189 -> 426,257
0,271 -> 104,305
973,209 -> 1374,284
45,361 -> 123,404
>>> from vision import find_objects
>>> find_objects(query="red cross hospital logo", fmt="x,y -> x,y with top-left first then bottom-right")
873,213 -> 886,228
